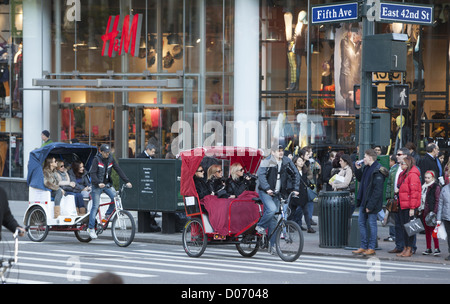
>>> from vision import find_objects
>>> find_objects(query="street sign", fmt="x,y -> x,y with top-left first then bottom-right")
311,2 -> 359,24
385,84 -> 409,109
378,2 -> 433,25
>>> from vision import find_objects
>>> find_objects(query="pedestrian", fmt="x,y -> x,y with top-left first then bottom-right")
87,144 -> 132,239
256,143 -> 299,253
322,151 -> 337,191
383,154 -> 398,243
420,170 -> 441,256
289,155 -> 315,233
437,183 -> 450,261
41,130 -> 53,147
329,154 -> 354,191
397,155 -> 422,257
0,187 -> 25,241
353,149 -> 388,256
136,143 -> 156,159
419,143 -> 441,183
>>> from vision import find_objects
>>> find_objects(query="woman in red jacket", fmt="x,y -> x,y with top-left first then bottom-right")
397,155 -> 422,257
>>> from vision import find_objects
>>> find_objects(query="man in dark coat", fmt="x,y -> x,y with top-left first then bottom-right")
353,149 -> 388,256
419,143 -> 441,184
136,144 -> 156,159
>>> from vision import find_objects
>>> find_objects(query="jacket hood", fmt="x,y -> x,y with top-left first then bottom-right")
406,165 -> 421,177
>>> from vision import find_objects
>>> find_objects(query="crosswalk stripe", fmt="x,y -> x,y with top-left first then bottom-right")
7,268 -> 92,281
19,250 -> 206,276
18,259 -> 156,278
100,249 -> 307,275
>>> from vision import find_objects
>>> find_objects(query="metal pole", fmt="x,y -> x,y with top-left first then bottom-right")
359,4 -> 375,158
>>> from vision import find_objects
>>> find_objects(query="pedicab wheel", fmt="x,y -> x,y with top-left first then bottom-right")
111,210 -> 136,247
182,218 -> 207,257
276,220 -> 303,262
236,235 -> 260,257
26,207 -> 49,242
74,228 -> 92,243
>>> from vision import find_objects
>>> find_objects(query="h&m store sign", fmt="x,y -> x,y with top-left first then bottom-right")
101,14 -> 143,58
66,0 -> 143,58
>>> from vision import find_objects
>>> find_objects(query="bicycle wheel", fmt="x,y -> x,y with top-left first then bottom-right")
26,207 -> 49,242
111,210 -> 136,247
275,220 -> 303,262
182,218 -> 207,257
74,226 -> 92,243
236,234 -> 260,257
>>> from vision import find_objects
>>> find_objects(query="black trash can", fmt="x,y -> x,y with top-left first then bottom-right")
318,190 -> 351,248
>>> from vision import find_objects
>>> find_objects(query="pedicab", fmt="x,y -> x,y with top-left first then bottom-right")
24,142 -> 136,247
180,146 -> 304,261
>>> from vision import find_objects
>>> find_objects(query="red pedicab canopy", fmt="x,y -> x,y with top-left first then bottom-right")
179,146 -> 264,197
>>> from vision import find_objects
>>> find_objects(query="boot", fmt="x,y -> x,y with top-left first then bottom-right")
78,207 -> 87,216
400,247 -> 413,257
54,206 -> 61,219
396,247 -> 408,257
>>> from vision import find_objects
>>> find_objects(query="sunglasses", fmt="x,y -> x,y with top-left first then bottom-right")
196,169 -> 204,173
215,170 -> 222,173
396,153 -> 403,156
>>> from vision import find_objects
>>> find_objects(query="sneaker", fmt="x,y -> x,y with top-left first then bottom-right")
433,249 -> 441,256
268,246 -> 277,256
422,249 -> 432,255
87,228 -> 97,239
383,236 -> 395,242
255,226 -> 266,235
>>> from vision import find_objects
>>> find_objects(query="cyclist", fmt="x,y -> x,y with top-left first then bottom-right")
255,144 -> 299,252
0,187 -> 25,240
87,144 -> 132,239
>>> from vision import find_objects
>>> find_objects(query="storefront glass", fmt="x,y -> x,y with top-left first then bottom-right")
260,0 -> 450,162
46,0 -> 234,159
0,1 -> 23,177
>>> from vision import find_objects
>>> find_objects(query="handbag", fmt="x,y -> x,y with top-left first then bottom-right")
424,211 -> 437,227
386,198 -> 399,213
403,217 -> 425,237
301,178 -> 318,202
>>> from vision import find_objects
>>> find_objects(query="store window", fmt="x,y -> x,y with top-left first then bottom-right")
47,0 -> 234,159
0,1 -> 23,177
261,0 -> 450,161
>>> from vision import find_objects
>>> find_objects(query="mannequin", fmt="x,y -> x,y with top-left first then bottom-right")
285,12 -> 296,90
294,11 -> 308,90
406,24 -> 424,91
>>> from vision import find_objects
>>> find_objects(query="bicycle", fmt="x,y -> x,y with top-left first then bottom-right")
254,192 -> 304,262
75,184 -> 136,247
0,228 -> 20,284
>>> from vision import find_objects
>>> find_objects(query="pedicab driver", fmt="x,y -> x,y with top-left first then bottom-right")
255,144 -> 300,251
87,144 -> 132,239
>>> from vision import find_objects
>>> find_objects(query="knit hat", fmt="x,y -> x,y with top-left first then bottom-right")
42,130 -> 50,138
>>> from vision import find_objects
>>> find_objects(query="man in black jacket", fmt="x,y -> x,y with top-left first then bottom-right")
255,144 -> 299,252
136,144 -> 156,159
87,144 -> 132,239
0,187 -> 24,241
419,143 -> 441,184
353,149 -> 388,256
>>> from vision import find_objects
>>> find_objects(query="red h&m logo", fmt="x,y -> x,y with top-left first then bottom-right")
101,14 -> 143,58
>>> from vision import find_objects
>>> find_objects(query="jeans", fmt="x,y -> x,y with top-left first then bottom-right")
88,186 -> 116,229
288,204 -> 310,229
358,208 -> 378,250
51,189 -> 63,206
257,190 -> 280,246
393,212 -> 404,250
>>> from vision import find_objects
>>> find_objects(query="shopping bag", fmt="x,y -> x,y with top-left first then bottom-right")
437,223 -> 447,241
403,217 -> 425,237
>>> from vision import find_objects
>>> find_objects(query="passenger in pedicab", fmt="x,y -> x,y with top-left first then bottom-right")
67,160 -> 91,211
43,157 -> 64,218
55,160 -> 86,216
194,165 -> 214,199
206,164 -> 228,198
225,163 -> 257,198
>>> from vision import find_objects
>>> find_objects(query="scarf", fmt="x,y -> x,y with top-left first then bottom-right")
420,181 -> 434,211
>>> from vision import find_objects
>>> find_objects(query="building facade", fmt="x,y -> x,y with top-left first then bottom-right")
1,0 -> 449,192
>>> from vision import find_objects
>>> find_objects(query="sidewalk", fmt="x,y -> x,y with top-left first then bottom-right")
10,200 -> 450,265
